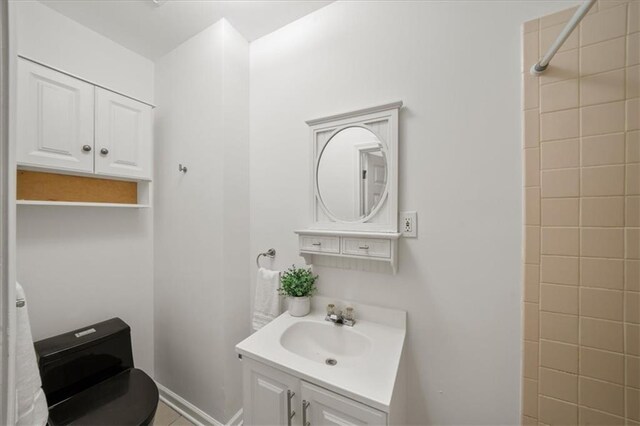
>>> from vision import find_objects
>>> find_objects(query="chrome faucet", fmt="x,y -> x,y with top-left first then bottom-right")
325,305 -> 355,327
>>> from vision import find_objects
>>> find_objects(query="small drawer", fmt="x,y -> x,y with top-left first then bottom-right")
300,236 -> 340,253
342,237 -> 391,258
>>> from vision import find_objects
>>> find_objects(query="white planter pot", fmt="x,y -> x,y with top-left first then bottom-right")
287,296 -> 311,317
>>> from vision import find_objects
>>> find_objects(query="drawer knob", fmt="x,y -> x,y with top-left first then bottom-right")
82,144 -> 92,152
359,245 -> 370,250
311,242 -> 321,246
100,148 -> 109,155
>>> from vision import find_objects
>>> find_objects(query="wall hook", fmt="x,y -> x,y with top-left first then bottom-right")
179,164 -> 188,173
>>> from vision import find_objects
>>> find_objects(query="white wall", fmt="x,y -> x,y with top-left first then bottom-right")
154,19 -> 249,423
13,1 -> 155,374
249,1 -> 577,424
14,1 -> 154,104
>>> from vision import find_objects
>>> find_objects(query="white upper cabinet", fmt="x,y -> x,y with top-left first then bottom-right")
95,88 -> 152,180
17,59 -> 95,173
16,57 -> 153,181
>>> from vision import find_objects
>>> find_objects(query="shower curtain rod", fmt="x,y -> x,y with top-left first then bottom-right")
530,0 -> 596,75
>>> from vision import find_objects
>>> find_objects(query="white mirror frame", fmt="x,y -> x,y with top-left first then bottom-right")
306,101 -> 402,233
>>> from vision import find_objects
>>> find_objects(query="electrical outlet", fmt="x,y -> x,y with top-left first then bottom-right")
400,211 -> 417,237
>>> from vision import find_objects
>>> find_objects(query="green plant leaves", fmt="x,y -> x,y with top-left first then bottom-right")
278,265 -> 318,298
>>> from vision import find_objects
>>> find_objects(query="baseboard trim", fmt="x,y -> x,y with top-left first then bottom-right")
156,382 -> 223,426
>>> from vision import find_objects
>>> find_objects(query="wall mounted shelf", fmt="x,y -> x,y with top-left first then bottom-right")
16,200 -> 150,208
295,229 -> 401,274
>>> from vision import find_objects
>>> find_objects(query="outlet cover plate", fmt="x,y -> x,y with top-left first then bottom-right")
400,211 -> 417,238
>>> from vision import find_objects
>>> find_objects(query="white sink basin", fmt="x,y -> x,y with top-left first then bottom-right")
279,320 -> 372,366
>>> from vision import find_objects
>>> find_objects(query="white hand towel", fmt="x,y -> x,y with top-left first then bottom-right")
252,268 -> 281,331
15,283 -> 48,426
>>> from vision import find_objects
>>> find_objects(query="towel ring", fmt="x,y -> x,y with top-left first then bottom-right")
256,248 -> 276,268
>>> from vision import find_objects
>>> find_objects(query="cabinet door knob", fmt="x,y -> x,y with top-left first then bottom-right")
311,242 -> 321,246
287,390 -> 296,426
100,148 -> 109,155
359,245 -> 370,250
302,400 -> 310,426
82,145 -> 92,152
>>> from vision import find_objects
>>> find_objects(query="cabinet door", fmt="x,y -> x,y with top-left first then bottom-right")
17,58 -> 94,173
243,358 -> 301,426
301,382 -> 387,426
94,87 -> 152,180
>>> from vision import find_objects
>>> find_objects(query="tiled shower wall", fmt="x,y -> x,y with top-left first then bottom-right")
522,1 -> 640,424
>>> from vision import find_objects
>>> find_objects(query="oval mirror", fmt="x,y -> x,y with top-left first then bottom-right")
317,126 -> 388,222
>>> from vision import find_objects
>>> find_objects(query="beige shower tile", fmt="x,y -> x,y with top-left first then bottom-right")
582,165 -> 625,196
580,287 -> 624,321
541,22 -> 579,53
523,19 -> 538,34
628,131 -> 640,163
541,284 -> 578,315
541,49 -> 578,85
525,187 -> 540,225
627,291 -> 640,323
525,263 -> 540,303
522,415 -> 537,426
630,0 -> 640,34
581,257 -> 624,289
626,355 -> 640,388
541,169 -> 580,198
539,368 -> 577,403
629,65 -> 640,99
581,101 -> 625,136
542,227 -> 579,256
524,109 -> 540,148
580,346 -> 624,384
629,33 -> 640,66
628,323 -> 640,355
581,4 -> 627,46
581,197 -> 624,227
628,98 -> 640,131
541,109 -> 579,141
524,302 -> 540,341
580,36 -> 625,75
580,69 -> 625,106
538,395 -> 577,425
628,197 -> 640,226
578,406 -> 624,426
540,6 -> 578,29
541,311 -> 578,344
627,387 -> 640,422
581,227 -> 624,258
541,79 -> 579,112
523,31 -> 539,73
523,71 -> 539,110
540,339 -> 578,374
524,148 -> 540,187
579,376 -> 625,417
541,139 -> 579,169
542,198 -> 579,226
627,260 -> 640,291
525,226 -> 540,264
628,164 -> 640,195
582,133 -> 625,166
524,340 -> 539,379
627,228 -> 640,259
523,379 -> 538,418
541,255 -> 579,285
581,317 -> 624,352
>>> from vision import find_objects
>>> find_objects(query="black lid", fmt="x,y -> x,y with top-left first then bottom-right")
47,368 -> 159,426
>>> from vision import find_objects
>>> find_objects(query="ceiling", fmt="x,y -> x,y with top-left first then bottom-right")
38,0 -> 333,60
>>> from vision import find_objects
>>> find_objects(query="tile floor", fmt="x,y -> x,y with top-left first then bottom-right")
153,401 -> 195,426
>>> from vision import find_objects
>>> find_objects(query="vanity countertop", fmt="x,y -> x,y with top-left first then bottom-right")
235,297 -> 406,412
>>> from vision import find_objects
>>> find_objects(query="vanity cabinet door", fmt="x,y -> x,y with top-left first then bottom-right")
94,87 -> 152,180
17,58 -> 95,173
243,358 -> 301,426
301,382 -> 387,426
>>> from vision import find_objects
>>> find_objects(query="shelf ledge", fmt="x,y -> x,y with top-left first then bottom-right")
16,200 -> 149,208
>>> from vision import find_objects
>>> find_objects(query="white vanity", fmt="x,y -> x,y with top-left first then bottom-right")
236,297 -> 407,426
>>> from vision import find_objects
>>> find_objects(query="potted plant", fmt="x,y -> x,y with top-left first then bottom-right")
279,265 -> 318,317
